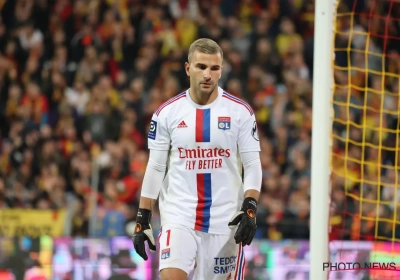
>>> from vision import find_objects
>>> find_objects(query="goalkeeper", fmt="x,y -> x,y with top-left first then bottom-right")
132,38 -> 262,280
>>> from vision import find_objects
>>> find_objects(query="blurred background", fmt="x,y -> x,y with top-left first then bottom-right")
0,0 -> 399,279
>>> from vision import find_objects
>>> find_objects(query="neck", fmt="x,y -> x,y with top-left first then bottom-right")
189,87 -> 219,106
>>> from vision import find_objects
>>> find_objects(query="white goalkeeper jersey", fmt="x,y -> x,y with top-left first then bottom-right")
148,87 -> 261,234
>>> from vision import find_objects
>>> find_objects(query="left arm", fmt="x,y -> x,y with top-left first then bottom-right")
237,110 -> 262,199
228,111 -> 262,246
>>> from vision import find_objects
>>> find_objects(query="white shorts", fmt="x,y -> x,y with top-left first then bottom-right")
158,224 -> 246,280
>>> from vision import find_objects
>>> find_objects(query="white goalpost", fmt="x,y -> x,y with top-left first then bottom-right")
310,0 -> 336,279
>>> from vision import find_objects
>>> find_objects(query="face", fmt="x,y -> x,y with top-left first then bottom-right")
185,50 -> 223,96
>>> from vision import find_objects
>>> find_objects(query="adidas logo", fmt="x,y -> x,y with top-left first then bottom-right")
177,120 -> 187,128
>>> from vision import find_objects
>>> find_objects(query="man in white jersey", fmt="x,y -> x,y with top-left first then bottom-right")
132,38 -> 262,280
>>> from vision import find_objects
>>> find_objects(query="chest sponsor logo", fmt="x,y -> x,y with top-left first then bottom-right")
178,147 -> 230,170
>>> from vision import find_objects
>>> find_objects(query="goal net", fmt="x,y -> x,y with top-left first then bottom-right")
329,0 -> 400,279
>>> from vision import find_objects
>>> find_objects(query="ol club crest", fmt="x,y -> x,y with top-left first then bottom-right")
218,117 -> 231,130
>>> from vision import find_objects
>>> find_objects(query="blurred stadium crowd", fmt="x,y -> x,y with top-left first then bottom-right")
331,0 -> 400,241
0,0 -> 395,241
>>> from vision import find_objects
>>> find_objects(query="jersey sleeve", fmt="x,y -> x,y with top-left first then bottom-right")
147,113 -> 170,151
238,111 -> 261,153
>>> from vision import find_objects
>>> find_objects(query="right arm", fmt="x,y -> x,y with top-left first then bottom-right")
139,114 -> 171,209
132,115 -> 170,260
138,149 -> 169,210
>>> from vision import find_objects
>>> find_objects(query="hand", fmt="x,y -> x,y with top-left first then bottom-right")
132,209 -> 156,260
228,197 -> 257,246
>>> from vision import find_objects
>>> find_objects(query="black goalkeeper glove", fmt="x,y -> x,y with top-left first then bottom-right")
132,209 -> 156,260
228,197 -> 257,246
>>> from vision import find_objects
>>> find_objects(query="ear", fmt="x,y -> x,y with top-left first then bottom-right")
185,62 -> 190,76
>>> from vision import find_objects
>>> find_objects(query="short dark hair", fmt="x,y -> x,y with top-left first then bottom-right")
188,38 -> 223,62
